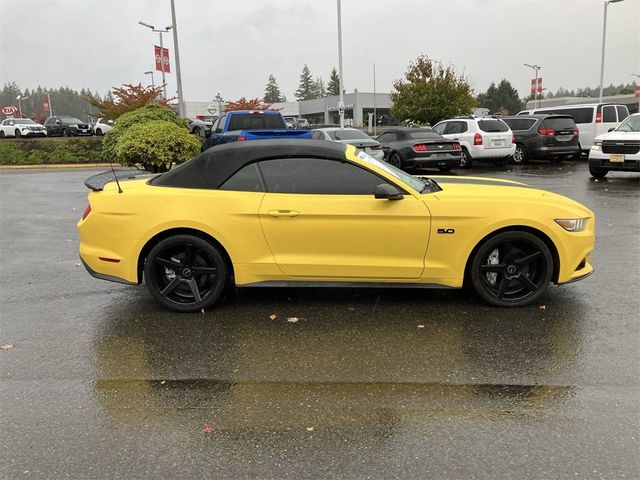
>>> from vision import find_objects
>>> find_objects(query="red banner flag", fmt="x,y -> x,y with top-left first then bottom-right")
537,77 -> 543,94
530,79 -> 536,95
43,100 -> 49,112
154,45 -> 170,73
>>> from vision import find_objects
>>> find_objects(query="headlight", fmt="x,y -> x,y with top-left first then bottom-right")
592,140 -> 603,151
555,218 -> 588,232
69,124 -> 78,128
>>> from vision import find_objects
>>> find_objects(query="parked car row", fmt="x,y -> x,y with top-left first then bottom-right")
0,118 -> 47,138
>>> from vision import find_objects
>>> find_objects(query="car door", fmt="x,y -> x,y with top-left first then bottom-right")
257,156 -> 431,279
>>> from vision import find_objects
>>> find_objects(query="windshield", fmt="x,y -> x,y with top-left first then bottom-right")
406,130 -> 439,139
61,116 -> 83,124
328,129 -> 371,141
615,115 -> 640,132
355,150 -> 433,193
14,119 -> 36,125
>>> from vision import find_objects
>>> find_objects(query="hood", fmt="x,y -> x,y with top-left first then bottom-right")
594,130 -> 640,142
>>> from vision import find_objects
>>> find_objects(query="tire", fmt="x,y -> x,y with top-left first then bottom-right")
459,148 -> 472,168
95,128 -> 103,136
511,144 -> 528,165
470,231 -> 553,307
0,131 -> 5,139
14,130 -> 21,138
589,163 -> 608,178
388,152 -> 403,169
144,234 -> 228,312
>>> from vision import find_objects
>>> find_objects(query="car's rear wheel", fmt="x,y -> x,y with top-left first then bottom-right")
95,128 -> 103,136
589,164 -> 608,178
144,235 -> 227,312
459,148 -> 472,168
512,144 -> 528,165
0,131 -> 5,139
388,152 -> 403,169
471,231 -> 553,307
14,130 -> 21,138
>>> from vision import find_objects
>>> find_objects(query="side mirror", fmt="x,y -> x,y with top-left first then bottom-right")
55,120 -> 61,125
608,127 -> 615,132
107,120 -> 114,125
374,183 -> 404,200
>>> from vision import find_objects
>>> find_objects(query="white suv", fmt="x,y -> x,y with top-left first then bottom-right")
432,116 -> 516,167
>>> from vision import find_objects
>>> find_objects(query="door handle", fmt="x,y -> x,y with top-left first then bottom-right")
453,137 -> 460,140
267,210 -> 300,218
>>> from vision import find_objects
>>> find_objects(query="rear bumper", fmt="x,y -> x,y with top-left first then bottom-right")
404,152 -> 461,168
468,144 -> 516,159
536,145 -> 580,157
80,257 -> 137,285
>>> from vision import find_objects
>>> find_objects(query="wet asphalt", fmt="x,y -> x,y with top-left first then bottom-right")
0,161 -> 638,479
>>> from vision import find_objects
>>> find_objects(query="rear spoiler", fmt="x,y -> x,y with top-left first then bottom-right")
84,169 -> 151,191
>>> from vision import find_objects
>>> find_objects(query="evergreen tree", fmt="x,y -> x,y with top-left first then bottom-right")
311,77 -> 326,99
295,64 -> 315,101
477,79 -> 522,115
263,74 -> 284,103
327,68 -> 340,96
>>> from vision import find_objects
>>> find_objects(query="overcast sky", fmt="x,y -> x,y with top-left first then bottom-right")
1,0 -> 638,102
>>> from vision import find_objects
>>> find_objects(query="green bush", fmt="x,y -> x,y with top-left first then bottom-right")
115,120 -> 200,172
0,143 -> 28,164
103,104 -> 189,163
27,150 -> 48,164
49,144 -> 80,164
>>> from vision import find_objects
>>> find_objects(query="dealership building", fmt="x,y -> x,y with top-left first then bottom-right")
184,91 -> 394,127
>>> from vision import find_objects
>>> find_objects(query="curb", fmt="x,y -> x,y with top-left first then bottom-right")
0,163 -> 109,170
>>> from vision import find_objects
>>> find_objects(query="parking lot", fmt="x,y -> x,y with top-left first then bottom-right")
1,162 -> 638,479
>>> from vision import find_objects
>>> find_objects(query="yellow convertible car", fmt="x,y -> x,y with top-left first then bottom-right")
78,140 -> 594,312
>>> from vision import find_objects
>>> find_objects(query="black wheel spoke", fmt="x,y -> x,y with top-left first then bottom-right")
480,263 -> 506,273
517,274 -> 538,292
184,244 -> 196,265
187,278 -> 202,302
515,251 -> 542,266
501,240 -> 513,261
156,257 -> 180,270
192,266 -> 217,274
496,276 -> 508,299
160,277 -> 182,297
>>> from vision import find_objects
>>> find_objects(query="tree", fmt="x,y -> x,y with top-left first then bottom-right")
477,79 -> 522,115
115,120 -> 200,173
295,64 -> 315,101
224,97 -> 272,111
102,104 -> 189,167
86,83 -> 169,119
327,68 -> 340,96
390,56 -> 476,126
312,77 -> 326,99
264,74 -> 284,103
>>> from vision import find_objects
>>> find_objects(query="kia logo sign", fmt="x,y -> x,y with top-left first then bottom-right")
2,106 -> 18,115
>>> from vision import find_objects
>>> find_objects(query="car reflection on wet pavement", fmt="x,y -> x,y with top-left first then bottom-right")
1,162 -> 638,479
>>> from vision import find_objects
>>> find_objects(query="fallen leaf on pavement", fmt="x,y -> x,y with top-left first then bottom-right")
269,314 -> 277,320
306,426 -> 315,432
201,308 -> 205,314
1,344 -> 15,350
539,305 -> 546,310
202,424 -> 215,434
160,380 -> 166,385
287,317 -> 299,323
417,324 -> 425,329
75,263 -> 81,267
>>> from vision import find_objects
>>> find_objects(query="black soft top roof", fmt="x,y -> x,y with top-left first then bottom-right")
151,139 -> 349,189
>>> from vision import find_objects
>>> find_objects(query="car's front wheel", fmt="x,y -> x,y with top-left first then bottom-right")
144,234 -> 227,312
470,231 -> 553,307
512,144 -> 528,165
14,130 -> 21,138
589,163 -> 608,178
0,131 -> 5,139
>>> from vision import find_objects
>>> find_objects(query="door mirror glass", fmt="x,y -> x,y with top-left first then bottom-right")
374,183 -> 404,200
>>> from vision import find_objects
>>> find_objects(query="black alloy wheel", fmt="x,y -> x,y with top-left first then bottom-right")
144,234 -> 227,312
459,148 -> 472,168
512,144 -> 528,165
14,130 -> 21,138
471,231 -> 553,307
96,128 -> 103,136
0,131 -> 5,138
388,152 -> 403,169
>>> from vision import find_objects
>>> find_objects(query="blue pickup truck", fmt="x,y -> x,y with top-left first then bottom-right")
201,110 -> 310,151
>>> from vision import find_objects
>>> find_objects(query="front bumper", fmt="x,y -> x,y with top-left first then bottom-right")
589,149 -> 640,172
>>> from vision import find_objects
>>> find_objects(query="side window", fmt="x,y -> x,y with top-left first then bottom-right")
444,122 -> 464,135
258,157 -> 387,195
432,123 -> 446,135
219,163 -> 264,192
377,132 -> 397,142
214,115 -> 226,133
310,131 -> 323,140
602,106 -> 616,123
616,106 -> 628,122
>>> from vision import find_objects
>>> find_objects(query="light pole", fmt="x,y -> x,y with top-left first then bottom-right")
524,64 -> 541,108
16,95 -> 29,118
144,70 -> 155,88
373,63 -> 377,136
632,74 -> 640,111
336,0 -> 345,129
170,0 -> 185,117
138,21 -> 172,100
599,0 -> 625,103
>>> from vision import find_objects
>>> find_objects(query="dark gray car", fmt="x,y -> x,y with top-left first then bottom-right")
503,115 -> 580,164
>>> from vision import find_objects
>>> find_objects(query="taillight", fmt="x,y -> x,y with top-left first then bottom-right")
595,113 -> 602,123
572,128 -> 579,135
538,129 -> 556,135
452,143 -> 461,150
237,136 -> 246,142
82,205 -> 91,220
473,133 -> 483,145
413,144 -> 428,152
